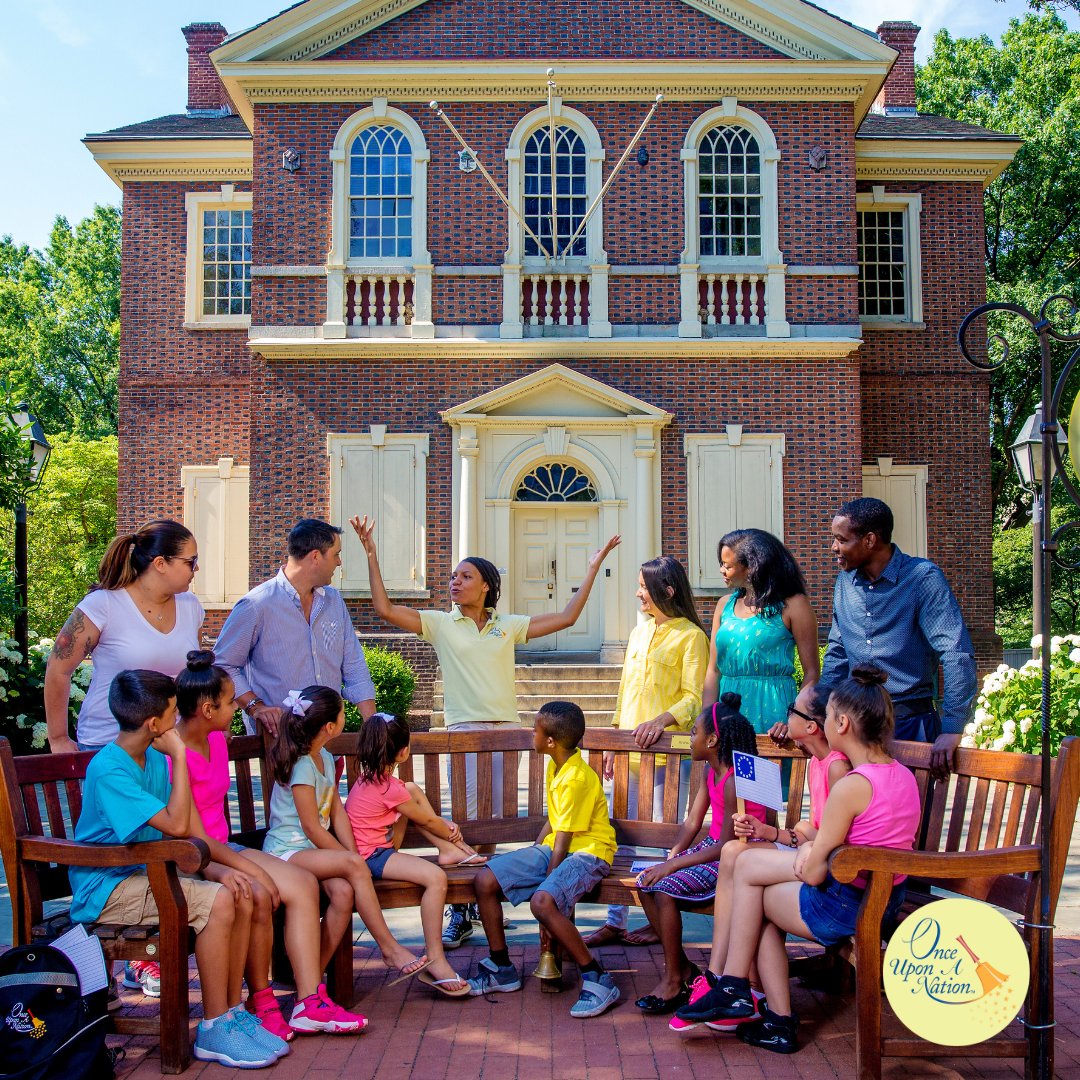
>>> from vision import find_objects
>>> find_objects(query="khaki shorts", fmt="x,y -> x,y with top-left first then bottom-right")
98,873 -> 223,934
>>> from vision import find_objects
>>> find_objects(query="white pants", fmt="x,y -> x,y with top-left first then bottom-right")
445,721 -> 519,820
605,762 -> 667,930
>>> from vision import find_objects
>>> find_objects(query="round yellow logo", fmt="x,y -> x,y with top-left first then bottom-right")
882,897 -> 1029,1046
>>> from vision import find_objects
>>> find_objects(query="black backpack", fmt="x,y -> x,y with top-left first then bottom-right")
0,944 -> 114,1080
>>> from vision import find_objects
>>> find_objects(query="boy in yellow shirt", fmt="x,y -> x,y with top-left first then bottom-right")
467,701 -> 619,1018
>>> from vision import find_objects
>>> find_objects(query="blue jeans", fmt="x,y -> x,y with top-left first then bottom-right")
893,708 -> 940,743
487,844 -> 610,917
799,874 -> 906,947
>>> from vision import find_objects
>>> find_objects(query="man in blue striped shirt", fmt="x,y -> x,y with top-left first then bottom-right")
810,498 -> 977,779
215,519 -> 376,735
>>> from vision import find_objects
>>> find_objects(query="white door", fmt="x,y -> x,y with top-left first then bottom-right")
513,506 -> 602,652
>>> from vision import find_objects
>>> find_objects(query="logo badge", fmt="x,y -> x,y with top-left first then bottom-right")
882,897 -> 1029,1045
5,1002 -> 46,1039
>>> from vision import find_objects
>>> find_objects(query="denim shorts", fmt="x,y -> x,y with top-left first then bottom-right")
799,874 -> 905,947
225,841 -> 247,854
487,845 -> 610,917
365,846 -> 397,880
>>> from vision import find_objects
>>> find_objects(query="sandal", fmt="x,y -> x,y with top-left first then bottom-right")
418,970 -> 471,998
443,852 -> 488,868
635,987 -> 691,1015
387,955 -> 432,986
623,925 -> 661,947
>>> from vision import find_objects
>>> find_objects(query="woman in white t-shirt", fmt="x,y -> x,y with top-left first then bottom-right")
45,520 -> 205,753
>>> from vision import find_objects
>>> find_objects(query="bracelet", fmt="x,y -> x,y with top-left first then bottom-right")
243,698 -> 264,715
788,829 -> 798,848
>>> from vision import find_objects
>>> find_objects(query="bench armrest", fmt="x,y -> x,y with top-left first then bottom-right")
828,843 -> 1040,884
20,836 -> 210,875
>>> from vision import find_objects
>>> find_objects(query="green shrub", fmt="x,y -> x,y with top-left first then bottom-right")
0,632 -> 88,753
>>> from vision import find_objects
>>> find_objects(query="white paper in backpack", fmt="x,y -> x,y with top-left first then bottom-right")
51,923 -> 108,994
732,751 -> 784,812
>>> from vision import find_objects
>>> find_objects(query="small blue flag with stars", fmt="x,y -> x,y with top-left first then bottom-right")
732,751 -> 784,811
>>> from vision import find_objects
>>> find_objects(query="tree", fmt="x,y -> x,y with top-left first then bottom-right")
917,14 -> 1080,523
0,205 -> 120,438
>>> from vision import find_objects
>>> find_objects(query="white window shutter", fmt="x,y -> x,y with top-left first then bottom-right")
695,443 -> 736,590
182,462 -> 250,605
191,474 -> 226,604
338,444 -> 378,592
379,443 -> 417,590
223,474 -> 250,602
733,441 -> 775,535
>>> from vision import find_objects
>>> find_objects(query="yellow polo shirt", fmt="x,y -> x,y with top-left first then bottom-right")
418,607 -> 531,727
543,749 -> 617,864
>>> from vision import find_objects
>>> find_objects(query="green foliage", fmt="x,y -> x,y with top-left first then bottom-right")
0,435 -> 118,637
0,633 -> 89,754
0,206 -> 120,439
917,14 -> 1080,523
965,636 -> 1080,755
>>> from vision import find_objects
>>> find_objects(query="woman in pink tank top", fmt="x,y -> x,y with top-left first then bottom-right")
671,665 -> 918,1055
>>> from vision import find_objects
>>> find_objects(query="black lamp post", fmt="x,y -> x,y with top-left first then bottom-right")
9,404 -> 51,665
959,295 -> 1080,1080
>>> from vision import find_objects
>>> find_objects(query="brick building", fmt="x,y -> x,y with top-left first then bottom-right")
84,0 -> 1017,697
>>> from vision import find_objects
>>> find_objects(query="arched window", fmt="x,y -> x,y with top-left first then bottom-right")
523,126 -> 588,258
515,463 -> 597,502
698,126 -> 762,259
348,124 -> 413,260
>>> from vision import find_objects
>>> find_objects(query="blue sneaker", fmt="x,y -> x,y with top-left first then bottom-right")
194,1013 -> 276,1069
570,970 -> 620,1018
467,956 -> 521,995
231,1006 -> 290,1059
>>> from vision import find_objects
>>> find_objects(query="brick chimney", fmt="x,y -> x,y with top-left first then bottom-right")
873,21 -> 920,116
182,22 -> 232,116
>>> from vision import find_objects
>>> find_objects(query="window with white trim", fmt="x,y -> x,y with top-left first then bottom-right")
699,125 -> 762,258
856,189 -> 923,323
861,460 -> 927,558
181,458 -> 250,605
684,432 -> 785,591
184,186 -> 252,326
348,124 -> 413,260
328,430 -> 428,594
523,126 -> 588,258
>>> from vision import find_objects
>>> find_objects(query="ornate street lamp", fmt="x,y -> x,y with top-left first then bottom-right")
8,403 -> 51,664
959,295 -> 1080,1080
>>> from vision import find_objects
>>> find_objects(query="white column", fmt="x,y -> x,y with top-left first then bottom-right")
599,498 -> 626,664
458,424 -> 479,556
679,146 -> 702,337
765,263 -> 790,337
634,433 -> 656,567
411,147 -> 435,337
323,145 -> 349,338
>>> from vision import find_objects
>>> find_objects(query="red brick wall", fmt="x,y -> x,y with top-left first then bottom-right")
182,23 -> 232,113
873,22 -> 919,113
320,0 -> 787,61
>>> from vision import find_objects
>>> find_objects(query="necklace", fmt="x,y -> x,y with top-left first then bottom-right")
131,583 -> 171,622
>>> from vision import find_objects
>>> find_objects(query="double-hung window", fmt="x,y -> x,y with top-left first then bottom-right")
856,189 -> 923,324
184,186 -> 252,327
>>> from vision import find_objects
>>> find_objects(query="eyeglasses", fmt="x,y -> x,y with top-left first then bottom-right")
786,706 -> 818,725
170,555 -> 199,571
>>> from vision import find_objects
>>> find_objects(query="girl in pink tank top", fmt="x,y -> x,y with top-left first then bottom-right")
677,666 -> 918,1055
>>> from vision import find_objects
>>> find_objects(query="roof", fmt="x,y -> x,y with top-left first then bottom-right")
84,114 -> 251,141
857,113 -> 1020,141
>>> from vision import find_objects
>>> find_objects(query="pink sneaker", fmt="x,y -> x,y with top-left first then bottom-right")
248,987 -> 294,1042
705,988 -> 766,1032
289,983 -> 367,1034
668,974 -> 714,1036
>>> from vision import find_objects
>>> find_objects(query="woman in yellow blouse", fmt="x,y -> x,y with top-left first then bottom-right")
586,555 -> 709,947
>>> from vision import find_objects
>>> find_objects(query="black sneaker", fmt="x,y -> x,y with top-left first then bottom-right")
736,1008 -> 799,1054
442,906 -> 473,949
671,974 -> 755,1023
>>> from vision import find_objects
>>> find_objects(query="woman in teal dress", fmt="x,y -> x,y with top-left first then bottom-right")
703,529 -> 820,734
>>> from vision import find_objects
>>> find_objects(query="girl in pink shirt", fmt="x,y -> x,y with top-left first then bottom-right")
344,714 -> 485,997
176,651 -> 364,1039
676,665 -> 919,1054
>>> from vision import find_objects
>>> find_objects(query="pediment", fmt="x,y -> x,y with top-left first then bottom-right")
441,364 -> 673,422
215,0 -> 895,65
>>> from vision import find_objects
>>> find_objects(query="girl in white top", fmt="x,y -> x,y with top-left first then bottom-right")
44,520 -> 205,752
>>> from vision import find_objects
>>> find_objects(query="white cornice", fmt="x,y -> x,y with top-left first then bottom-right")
855,138 -> 1021,187
249,334 -> 863,361
83,138 -> 253,187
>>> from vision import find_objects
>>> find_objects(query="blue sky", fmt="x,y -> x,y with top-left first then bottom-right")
2,0 -> 1074,252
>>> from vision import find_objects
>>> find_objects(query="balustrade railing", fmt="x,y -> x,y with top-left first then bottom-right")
697,272 -> 767,328
345,273 -> 415,328
521,273 -> 591,329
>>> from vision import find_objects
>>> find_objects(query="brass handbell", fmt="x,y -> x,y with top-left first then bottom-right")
532,949 -> 562,980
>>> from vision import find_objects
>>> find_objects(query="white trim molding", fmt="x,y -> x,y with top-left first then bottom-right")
324,104 -> 433,339
83,138 -> 253,188
856,187 -> 923,326
184,186 -> 253,328
679,104 -> 788,339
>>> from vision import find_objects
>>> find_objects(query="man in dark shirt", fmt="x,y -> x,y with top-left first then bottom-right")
802,497 -> 977,778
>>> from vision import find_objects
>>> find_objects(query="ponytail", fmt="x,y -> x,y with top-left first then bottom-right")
356,713 -> 410,783
96,520 -> 194,591
268,685 -> 343,785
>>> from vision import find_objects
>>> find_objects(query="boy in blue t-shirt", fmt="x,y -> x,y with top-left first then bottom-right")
71,669 -> 284,1069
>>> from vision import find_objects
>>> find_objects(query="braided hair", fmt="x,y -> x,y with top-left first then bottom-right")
705,691 -> 757,769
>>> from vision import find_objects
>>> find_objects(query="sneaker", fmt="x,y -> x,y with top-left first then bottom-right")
289,984 -> 367,1034
122,960 -> 161,998
231,1006 -> 290,1059
671,974 -> 755,1024
736,1008 -> 799,1054
706,989 -> 766,1032
669,972 -> 717,1035
570,970 -> 620,1019
467,956 -> 522,995
248,988 -> 294,1044
107,977 -> 121,1012
442,907 -> 474,950
194,1013 -> 276,1069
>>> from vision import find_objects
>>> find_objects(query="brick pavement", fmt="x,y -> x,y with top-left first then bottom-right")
107,929 -> 1080,1079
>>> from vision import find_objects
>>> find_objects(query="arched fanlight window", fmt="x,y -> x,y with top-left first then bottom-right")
515,463 -> 597,502
349,125 -> 413,259
523,126 -> 588,258
699,125 -> 762,258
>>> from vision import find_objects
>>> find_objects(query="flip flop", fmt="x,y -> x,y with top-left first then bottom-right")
418,970 -> 471,998
444,852 -> 488,867
387,955 -> 433,986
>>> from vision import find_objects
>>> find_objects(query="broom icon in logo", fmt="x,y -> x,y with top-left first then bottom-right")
957,935 -> 1010,999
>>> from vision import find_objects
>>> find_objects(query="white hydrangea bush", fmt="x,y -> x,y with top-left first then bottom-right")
3,632 -> 89,752
964,634 -> 1080,755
